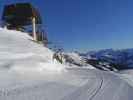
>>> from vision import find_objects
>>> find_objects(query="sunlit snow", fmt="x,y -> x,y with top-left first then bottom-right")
0,27 -> 133,100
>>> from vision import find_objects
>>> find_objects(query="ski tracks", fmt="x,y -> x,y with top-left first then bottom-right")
61,71 -> 104,100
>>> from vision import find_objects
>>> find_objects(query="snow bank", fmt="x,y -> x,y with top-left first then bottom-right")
66,52 -> 83,63
0,28 -> 64,72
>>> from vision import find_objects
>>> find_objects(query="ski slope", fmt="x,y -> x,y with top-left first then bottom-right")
0,28 -> 65,72
0,28 -> 133,100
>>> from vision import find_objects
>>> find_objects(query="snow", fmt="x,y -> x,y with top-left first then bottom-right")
0,28 -> 133,100
66,52 -> 82,63
63,52 -> 95,69
0,28 -> 65,72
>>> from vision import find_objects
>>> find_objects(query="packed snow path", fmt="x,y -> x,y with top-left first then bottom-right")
0,28 -> 133,100
0,68 -> 132,100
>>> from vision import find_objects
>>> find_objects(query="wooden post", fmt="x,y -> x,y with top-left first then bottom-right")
32,17 -> 37,41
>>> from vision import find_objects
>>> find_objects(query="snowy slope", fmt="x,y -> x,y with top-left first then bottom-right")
0,28 -> 65,72
0,28 -> 133,100
62,52 -> 95,69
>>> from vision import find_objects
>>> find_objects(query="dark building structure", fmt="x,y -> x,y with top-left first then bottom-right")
1,3 -> 48,45
2,3 -> 42,28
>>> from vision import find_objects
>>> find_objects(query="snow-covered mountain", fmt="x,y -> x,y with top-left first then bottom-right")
0,28 -> 133,100
83,49 -> 133,70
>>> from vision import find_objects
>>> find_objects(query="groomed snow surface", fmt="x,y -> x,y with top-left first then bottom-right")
0,28 -> 133,100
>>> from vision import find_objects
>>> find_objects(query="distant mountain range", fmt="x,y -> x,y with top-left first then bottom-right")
80,48 -> 133,70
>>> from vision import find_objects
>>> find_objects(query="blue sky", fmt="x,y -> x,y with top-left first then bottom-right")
0,0 -> 133,52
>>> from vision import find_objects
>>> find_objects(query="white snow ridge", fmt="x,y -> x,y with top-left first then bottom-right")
0,27 -> 133,100
0,28 -> 64,73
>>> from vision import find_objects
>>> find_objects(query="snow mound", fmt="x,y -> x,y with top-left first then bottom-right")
0,28 -> 64,72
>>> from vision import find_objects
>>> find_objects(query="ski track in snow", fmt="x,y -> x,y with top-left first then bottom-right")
61,68 -> 104,100
0,69 -> 104,100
